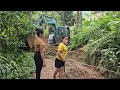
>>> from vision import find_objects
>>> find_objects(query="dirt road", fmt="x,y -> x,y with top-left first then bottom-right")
33,55 -> 105,79
32,45 -> 105,79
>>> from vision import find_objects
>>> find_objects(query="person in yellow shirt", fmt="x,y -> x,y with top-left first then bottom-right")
53,36 -> 68,79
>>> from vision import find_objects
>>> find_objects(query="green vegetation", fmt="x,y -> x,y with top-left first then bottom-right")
0,52 -> 34,79
0,11 -> 34,79
1,11 -> 120,79
69,11 -> 120,78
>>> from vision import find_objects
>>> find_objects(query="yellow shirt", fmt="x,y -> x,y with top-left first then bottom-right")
56,42 -> 68,61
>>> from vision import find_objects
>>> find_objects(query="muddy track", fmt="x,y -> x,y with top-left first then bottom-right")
62,59 -> 105,79
33,56 -> 105,79
32,46 -> 105,79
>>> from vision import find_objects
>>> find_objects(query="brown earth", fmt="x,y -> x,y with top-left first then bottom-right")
33,46 -> 105,79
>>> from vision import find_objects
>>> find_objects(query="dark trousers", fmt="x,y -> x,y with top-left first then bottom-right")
34,52 -> 43,79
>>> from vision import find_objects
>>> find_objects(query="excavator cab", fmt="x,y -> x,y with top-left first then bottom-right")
34,15 -> 70,45
56,26 -> 70,44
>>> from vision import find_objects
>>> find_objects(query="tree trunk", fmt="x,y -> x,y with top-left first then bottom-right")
74,11 -> 82,35
79,11 -> 82,28
76,11 -> 80,25
74,11 -> 79,35
63,11 -> 66,25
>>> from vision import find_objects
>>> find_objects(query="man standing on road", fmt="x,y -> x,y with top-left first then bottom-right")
34,28 -> 46,79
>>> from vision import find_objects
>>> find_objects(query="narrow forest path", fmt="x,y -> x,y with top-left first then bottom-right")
33,46 -> 105,79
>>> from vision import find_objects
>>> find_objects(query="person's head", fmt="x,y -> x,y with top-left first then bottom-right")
36,28 -> 44,38
61,35 -> 68,45
49,27 -> 52,30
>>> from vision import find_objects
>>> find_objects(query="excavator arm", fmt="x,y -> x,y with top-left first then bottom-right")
33,15 -> 58,44
33,15 -> 70,45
